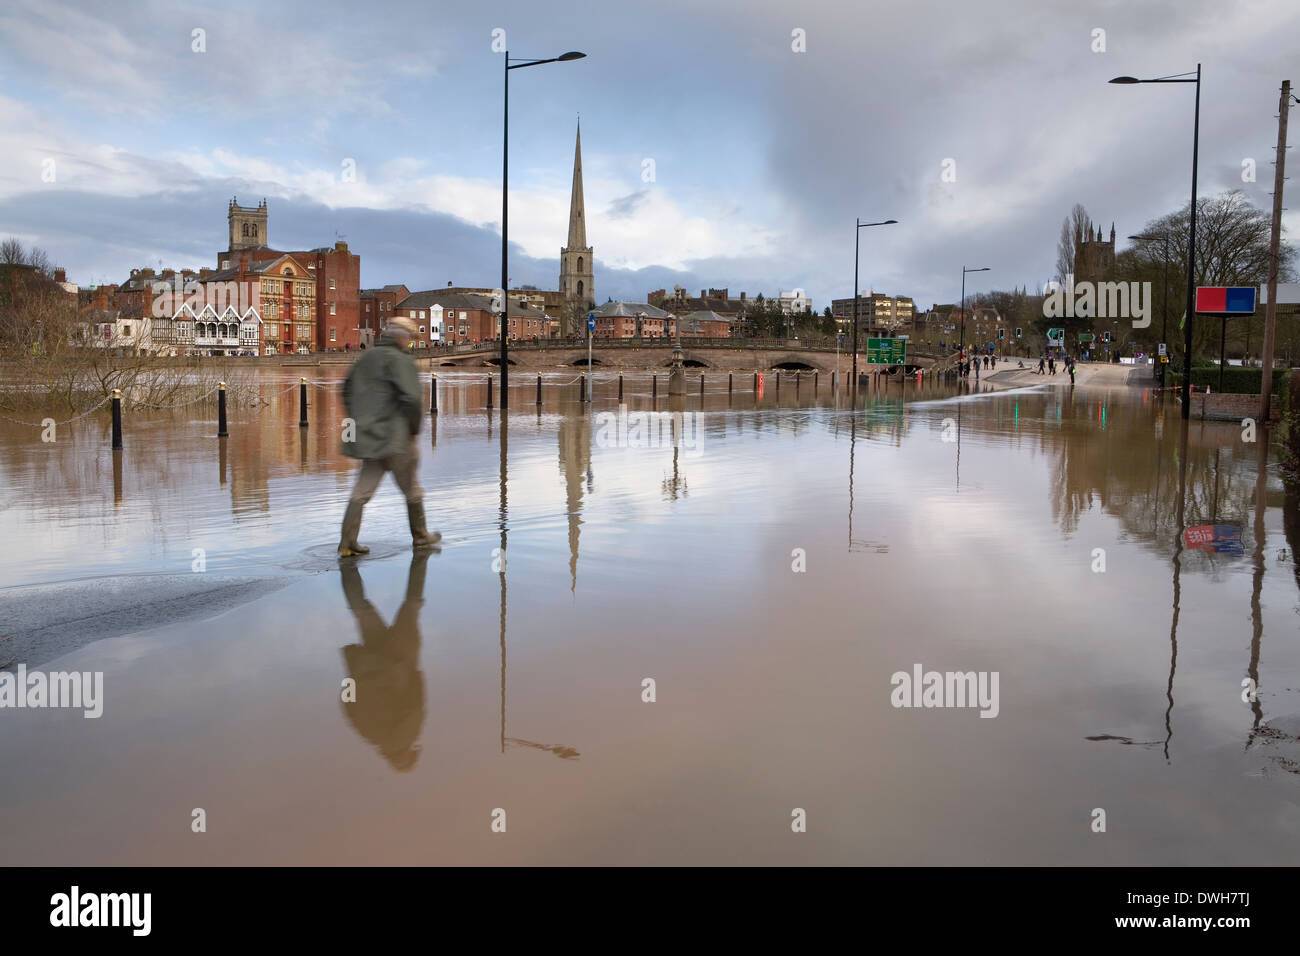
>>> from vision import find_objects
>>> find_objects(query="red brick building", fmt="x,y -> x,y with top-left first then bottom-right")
361,285 -> 410,346
591,301 -> 673,339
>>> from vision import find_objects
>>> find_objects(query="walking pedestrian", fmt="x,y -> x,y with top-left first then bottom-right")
338,317 -> 441,556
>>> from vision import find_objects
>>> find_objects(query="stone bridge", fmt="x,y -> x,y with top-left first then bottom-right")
417,337 -> 941,375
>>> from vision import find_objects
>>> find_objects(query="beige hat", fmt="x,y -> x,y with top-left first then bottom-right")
387,317 -> 418,336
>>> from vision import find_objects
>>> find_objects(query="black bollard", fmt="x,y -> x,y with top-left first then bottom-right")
753,371 -> 758,391
487,372 -> 494,409
700,374 -> 705,398
299,378 -> 308,428
430,374 -> 438,414
652,373 -> 658,398
537,373 -> 543,406
580,373 -> 587,402
814,371 -> 819,393
795,372 -> 800,396
728,372 -> 733,394
776,372 -> 781,397
111,388 -> 122,449
217,381 -> 228,437
618,372 -> 624,401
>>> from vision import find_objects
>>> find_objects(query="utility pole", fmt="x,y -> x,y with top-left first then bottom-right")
1260,79 -> 1291,424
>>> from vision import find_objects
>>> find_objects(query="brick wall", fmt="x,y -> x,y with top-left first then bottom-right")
1189,390 -> 1279,422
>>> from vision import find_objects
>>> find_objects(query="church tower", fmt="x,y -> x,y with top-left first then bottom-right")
559,123 -> 594,336
228,197 -> 268,251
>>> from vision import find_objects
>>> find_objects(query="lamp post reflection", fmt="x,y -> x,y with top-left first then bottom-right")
499,408 -> 581,759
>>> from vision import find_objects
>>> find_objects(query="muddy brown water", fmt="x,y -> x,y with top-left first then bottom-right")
1,368 -> 1298,864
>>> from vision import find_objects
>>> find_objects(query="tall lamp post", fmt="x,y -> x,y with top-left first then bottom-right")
1111,65 -> 1201,419
1130,232 -> 1171,388
502,49 -> 586,406
960,266 -> 990,355
851,218 -> 897,389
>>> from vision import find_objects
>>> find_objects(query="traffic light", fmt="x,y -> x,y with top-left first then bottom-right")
1014,327 -> 1022,338
997,328 -> 1005,340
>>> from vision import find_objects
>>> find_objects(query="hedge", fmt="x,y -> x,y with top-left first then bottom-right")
1168,366 -> 1288,395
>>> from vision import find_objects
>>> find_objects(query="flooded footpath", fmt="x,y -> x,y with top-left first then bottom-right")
1,367 -> 1298,864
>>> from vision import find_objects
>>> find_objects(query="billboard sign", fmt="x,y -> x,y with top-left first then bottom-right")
1195,287 -> 1256,315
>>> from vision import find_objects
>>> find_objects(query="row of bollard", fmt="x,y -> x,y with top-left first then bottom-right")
107,365 -> 860,450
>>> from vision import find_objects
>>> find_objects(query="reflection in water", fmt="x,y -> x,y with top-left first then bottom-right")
339,553 -> 430,771
1246,425 -> 1270,741
503,407 -> 582,760
1165,417 -> 1189,761
557,409 -> 590,592
498,408 -> 508,754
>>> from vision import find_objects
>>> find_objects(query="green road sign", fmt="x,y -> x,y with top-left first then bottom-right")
866,337 -> 907,364
1078,333 -> 1094,343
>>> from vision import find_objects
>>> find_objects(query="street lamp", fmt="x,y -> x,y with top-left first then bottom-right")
960,266 -> 990,356
501,49 -> 586,406
1130,232 -> 1171,388
851,218 -> 897,389
1110,66 -> 1201,419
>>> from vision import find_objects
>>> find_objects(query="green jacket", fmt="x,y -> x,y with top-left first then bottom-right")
341,337 -> 422,460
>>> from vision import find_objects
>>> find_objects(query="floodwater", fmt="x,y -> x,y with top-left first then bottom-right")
1,366 -> 1298,865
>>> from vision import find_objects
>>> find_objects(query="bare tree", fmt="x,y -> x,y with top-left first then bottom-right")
1055,204 -> 1092,283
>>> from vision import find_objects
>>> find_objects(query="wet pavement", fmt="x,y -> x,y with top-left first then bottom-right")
1,368 -> 1298,864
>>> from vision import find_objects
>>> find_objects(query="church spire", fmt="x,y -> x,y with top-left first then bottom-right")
567,122 -> 586,249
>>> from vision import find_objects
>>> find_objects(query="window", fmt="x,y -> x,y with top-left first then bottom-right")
419,311 -> 425,319
329,328 -> 336,342
577,256 -> 583,272
330,301 -> 336,316
123,324 -> 132,335
448,311 -> 455,319
459,325 -> 466,335
329,278 -> 336,290
419,326 -> 426,335
410,310 -> 416,319
577,280 -> 584,297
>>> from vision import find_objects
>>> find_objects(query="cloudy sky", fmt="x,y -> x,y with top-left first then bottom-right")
0,0 -> 1296,309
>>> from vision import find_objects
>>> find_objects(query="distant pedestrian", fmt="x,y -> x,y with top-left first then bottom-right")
1037,356 -> 1045,374
338,317 -> 441,557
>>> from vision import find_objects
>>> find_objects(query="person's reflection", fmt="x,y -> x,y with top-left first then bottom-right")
339,553 -> 431,771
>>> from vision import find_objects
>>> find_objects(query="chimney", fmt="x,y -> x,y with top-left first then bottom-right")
701,289 -> 707,299
740,291 -> 746,301
54,268 -> 66,283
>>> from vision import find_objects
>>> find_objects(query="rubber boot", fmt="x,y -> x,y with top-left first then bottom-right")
407,501 -> 442,550
338,500 -> 370,556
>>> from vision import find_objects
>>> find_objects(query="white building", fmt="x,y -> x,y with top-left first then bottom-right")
778,288 -> 812,315
157,302 -> 265,356
82,312 -> 157,355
